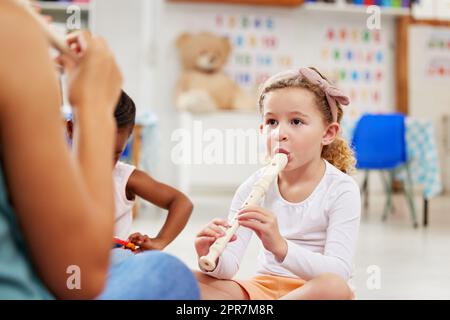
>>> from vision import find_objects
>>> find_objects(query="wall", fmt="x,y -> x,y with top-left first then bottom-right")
157,1 -> 397,192
90,0 -> 157,120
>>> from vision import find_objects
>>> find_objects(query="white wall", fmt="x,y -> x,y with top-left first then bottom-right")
90,0 -> 157,120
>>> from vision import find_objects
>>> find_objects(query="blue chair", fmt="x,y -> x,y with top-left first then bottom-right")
352,113 -> 418,228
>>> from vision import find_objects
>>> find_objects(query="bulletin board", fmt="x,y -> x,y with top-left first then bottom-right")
407,21 -> 450,131
171,8 -> 301,90
168,4 -> 397,121
395,17 -> 450,194
395,17 -> 450,115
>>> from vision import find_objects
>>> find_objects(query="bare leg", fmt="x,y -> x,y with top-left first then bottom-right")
280,273 -> 353,300
194,271 -> 249,300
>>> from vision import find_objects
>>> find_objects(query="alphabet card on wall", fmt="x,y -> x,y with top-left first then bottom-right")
185,11 -> 299,92
317,25 -> 389,120
214,13 -> 298,90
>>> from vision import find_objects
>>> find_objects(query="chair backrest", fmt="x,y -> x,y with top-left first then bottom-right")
352,113 -> 406,169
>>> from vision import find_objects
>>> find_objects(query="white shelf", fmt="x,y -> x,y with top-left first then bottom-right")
302,2 -> 410,16
37,1 -> 90,12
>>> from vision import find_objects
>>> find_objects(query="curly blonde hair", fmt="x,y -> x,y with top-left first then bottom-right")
258,68 -> 355,174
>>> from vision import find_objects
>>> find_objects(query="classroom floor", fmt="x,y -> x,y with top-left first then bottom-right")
131,191 -> 450,300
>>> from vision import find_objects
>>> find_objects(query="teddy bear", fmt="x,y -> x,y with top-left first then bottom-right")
175,32 -> 255,113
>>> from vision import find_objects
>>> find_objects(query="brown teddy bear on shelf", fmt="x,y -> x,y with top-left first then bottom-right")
175,32 -> 255,113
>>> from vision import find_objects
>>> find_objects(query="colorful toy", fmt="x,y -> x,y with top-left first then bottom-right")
113,237 -> 137,251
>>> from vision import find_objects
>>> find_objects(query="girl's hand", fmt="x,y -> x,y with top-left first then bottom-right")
57,30 -> 122,114
128,232 -> 166,252
237,205 -> 287,261
194,218 -> 237,258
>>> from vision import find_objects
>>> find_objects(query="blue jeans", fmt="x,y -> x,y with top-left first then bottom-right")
97,249 -> 200,300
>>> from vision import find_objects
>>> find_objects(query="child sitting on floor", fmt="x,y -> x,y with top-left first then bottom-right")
67,90 -> 193,251
194,67 -> 360,300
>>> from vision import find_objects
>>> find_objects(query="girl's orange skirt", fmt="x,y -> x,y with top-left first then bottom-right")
233,274 -> 306,300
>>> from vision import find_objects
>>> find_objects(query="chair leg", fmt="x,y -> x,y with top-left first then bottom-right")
404,163 -> 418,228
389,170 -> 396,214
423,198 -> 429,227
381,171 -> 393,221
361,170 -> 369,213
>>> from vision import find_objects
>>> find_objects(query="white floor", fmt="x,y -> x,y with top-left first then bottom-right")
131,192 -> 450,300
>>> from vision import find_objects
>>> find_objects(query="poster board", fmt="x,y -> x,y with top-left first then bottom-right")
168,4 -> 397,121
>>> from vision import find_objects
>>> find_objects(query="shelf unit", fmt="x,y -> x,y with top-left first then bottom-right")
168,0 -> 303,6
302,2 -> 410,16
168,0 -> 411,15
